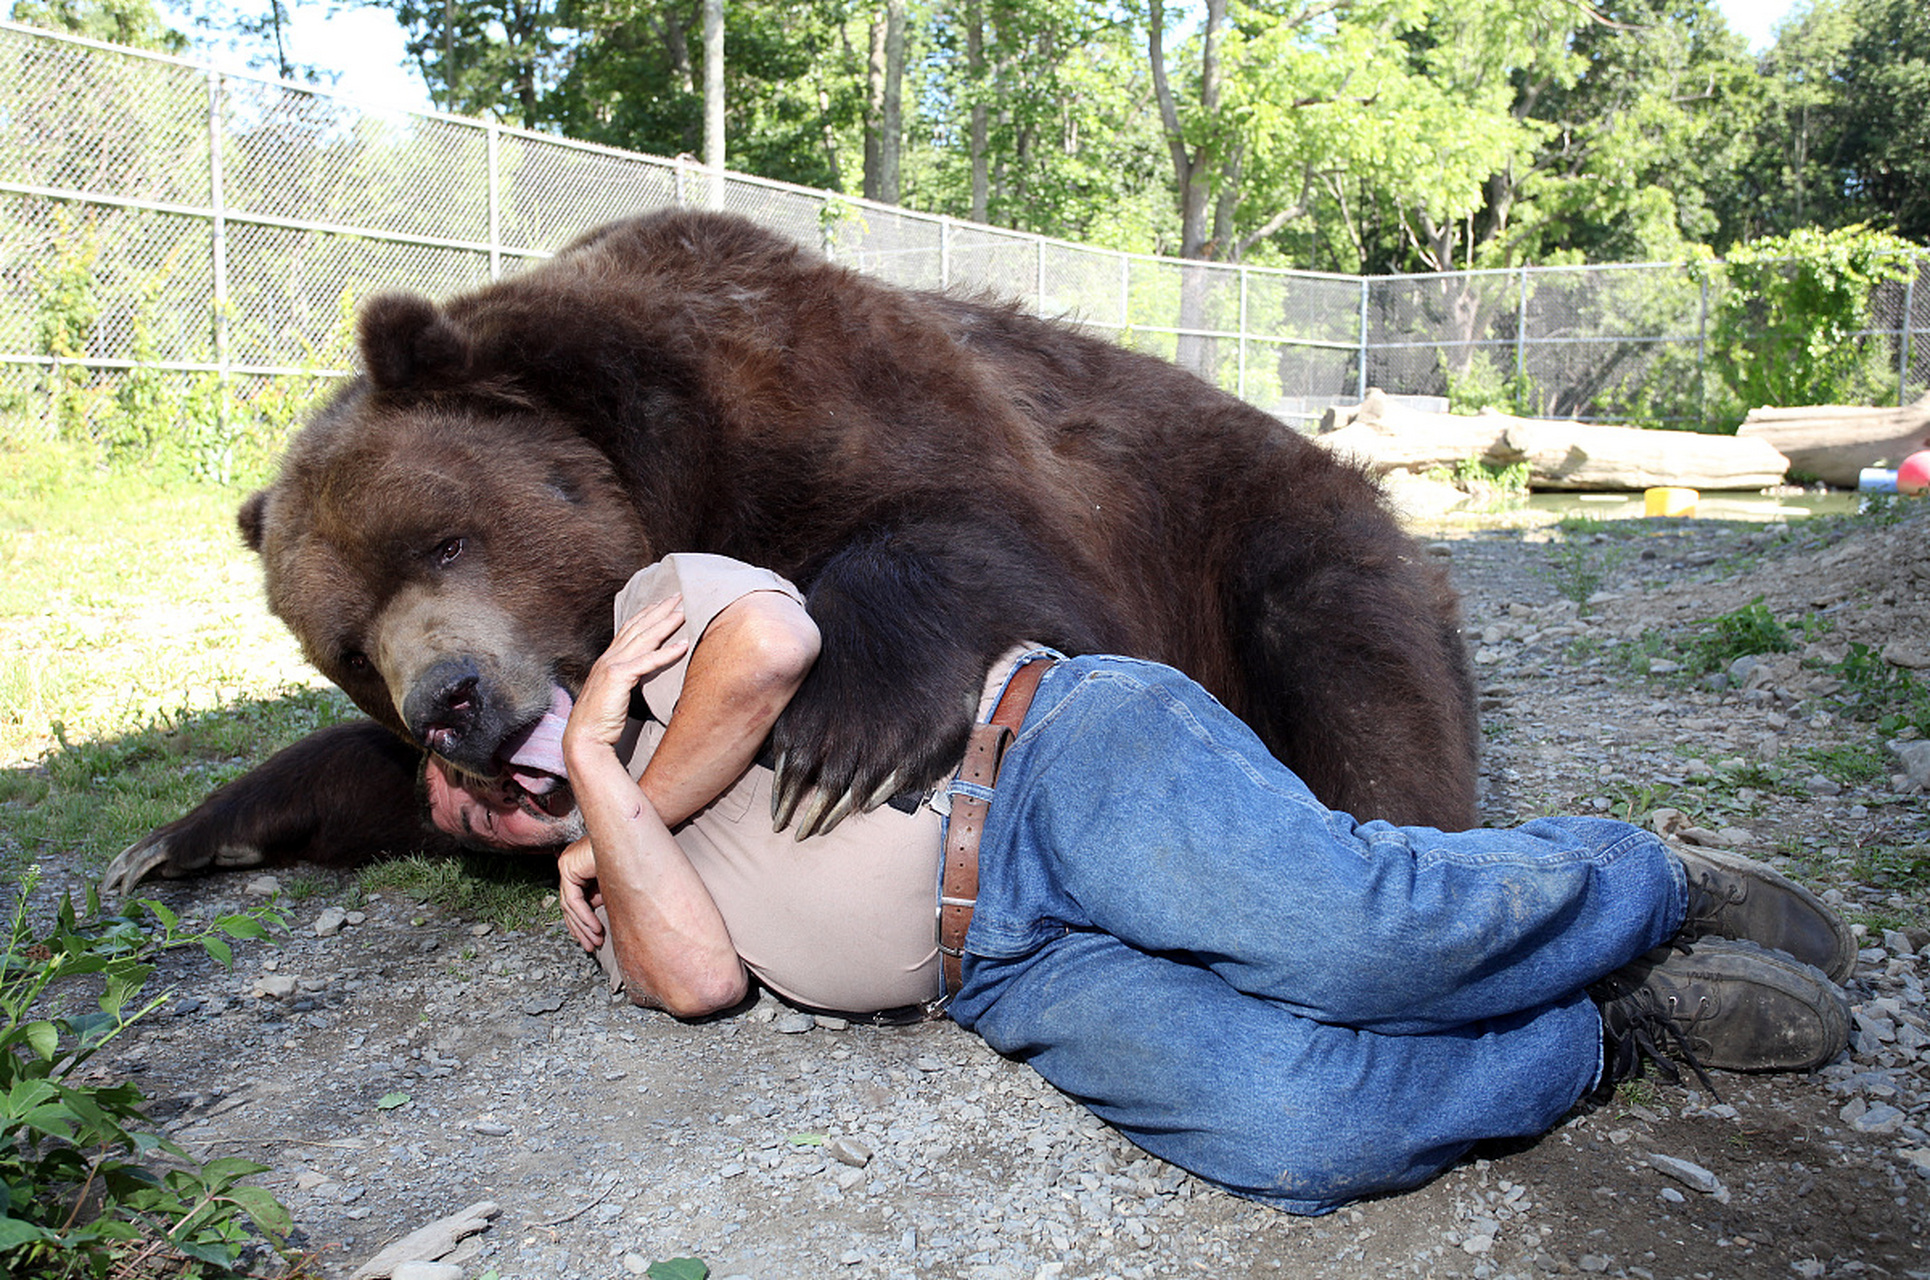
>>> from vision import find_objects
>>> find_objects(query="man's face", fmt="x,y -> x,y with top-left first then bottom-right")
425,755 -> 584,850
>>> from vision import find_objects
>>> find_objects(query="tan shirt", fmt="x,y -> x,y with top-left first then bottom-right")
612,554 -> 946,1011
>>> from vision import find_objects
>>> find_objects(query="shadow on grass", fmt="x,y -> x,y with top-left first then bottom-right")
0,686 -> 560,931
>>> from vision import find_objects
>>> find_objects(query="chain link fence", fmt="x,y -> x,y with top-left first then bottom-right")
3,20 -> 1926,476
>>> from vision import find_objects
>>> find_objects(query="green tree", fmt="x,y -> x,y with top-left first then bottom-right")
6,0 -> 187,51
1733,0 -> 1858,241
387,0 -> 567,127
1836,0 -> 1930,239
1504,0 -> 1759,264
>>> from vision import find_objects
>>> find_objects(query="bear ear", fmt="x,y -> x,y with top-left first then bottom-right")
358,292 -> 469,391
237,489 -> 269,552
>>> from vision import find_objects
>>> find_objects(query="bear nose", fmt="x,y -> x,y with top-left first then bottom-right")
404,659 -> 483,752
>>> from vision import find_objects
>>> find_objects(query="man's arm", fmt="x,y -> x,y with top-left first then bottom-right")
637,589 -> 821,825
559,588 -> 819,1014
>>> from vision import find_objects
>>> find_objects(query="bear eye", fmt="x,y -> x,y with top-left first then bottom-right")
342,650 -> 371,676
434,536 -> 465,568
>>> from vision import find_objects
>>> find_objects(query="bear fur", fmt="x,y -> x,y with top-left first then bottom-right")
109,209 -> 1478,889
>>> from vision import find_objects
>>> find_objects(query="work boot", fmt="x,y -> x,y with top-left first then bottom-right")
1671,843 -> 1856,983
1594,939 -> 1849,1095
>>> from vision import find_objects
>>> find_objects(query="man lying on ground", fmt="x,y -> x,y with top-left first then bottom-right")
429,553 -> 1855,1215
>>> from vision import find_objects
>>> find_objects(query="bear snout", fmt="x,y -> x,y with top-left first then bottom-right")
404,657 -> 495,762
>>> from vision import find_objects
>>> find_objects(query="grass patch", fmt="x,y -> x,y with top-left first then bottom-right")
0,433 -> 573,931
0,688 -> 357,873
359,853 -> 558,933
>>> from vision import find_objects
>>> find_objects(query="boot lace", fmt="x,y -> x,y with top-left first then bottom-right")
1602,985 -> 1723,1102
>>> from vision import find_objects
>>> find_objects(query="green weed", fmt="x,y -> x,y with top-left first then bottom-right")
1679,598 -> 1793,676
1538,537 -> 1628,612
0,872 -> 296,1276
1818,642 -> 1930,739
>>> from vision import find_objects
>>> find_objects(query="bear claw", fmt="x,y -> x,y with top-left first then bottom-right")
101,835 -> 174,900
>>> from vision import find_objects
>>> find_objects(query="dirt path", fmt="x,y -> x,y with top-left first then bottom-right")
49,500 -> 1930,1280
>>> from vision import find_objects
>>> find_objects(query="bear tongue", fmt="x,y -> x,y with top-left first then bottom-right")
501,687 -> 574,793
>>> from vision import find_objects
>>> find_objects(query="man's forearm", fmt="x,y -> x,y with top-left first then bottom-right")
572,748 -> 747,1015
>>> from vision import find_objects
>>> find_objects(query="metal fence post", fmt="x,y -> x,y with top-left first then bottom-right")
1514,264 -> 1529,393
1036,237 -> 1046,318
487,123 -> 502,280
1698,270 -> 1710,428
208,71 -> 229,420
1356,278 -> 1369,402
1237,265 -> 1249,400
1901,255 -> 1918,406
940,215 -> 951,289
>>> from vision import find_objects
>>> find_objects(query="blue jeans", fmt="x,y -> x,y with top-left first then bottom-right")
944,655 -> 1685,1215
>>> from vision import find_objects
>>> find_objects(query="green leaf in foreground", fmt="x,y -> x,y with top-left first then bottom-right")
646,1259 -> 709,1280
377,1091 -> 412,1110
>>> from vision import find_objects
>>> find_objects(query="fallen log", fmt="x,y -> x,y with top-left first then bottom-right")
1313,394 -> 1790,491
1736,394 -> 1930,487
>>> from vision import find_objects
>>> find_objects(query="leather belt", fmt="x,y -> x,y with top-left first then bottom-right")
938,656 -> 1054,996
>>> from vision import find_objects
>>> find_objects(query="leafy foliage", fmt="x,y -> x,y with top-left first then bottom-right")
1679,597 -> 1795,674
1819,641 -> 1930,739
0,872 -> 293,1277
1700,225 -> 1915,420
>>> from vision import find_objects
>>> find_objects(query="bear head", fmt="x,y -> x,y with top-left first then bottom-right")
239,291 -> 651,821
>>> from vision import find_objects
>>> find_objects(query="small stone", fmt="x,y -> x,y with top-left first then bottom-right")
1578,1255 -> 1610,1273
814,1014 -> 849,1030
244,875 -> 281,897
1648,659 -> 1681,675
1658,1187 -> 1685,1204
1804,774 -> 1843,796
312,906 -> 348,937
622,1254 -> 651,1276
913,1056 -> 946,1072
1647,1152 -> 1723,1195
468,922 -> 494,937
344,910 -> 367,926
520,992 -> 566,1015
473,1120 -> 511,1136
774,1012 -> 815,1034
293,1169 -> 333,1191
252,974 -> 298,999
1849,1103 -> 1905,1134
1890,740 -> 1930,788
826,1137 -> 873,1168
718,1162 -> 748,1178
391,1265 -> 462,1280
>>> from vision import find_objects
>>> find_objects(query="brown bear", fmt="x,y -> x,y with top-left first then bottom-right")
106,209 -> 1478,893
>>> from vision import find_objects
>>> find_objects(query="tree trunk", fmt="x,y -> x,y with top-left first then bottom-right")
1148,0 -> 1227,377
701,0 -> 724,206
863,15 -> 884,201
1314,395 -> 1792,491
1737,394 -> 1930,487
863,0 -> 906,205
966,0 -> 988,223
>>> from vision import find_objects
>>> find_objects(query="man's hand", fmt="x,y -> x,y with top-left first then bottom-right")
557,837 -> 604,951
563,594 -> 688,761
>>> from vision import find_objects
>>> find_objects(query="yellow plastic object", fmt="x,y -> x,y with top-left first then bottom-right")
1644,486 -> 1698,518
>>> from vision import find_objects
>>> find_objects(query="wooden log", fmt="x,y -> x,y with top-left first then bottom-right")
1736,393 -> 1930,487
1313,398 -> 1789,491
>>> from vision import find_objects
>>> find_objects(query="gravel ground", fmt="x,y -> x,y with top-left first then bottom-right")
42,497 -> 1930,1280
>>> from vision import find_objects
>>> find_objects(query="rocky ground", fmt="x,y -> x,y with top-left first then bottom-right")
35,497 -> 1930,1280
